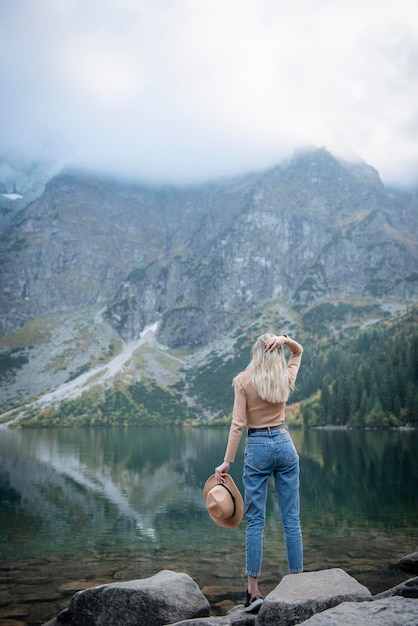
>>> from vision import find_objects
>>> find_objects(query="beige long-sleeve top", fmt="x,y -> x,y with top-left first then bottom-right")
224,336 -> 303,463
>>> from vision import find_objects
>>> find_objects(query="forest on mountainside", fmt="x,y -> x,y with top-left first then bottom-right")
17,305 -> 418,429
292,305 -> 418,428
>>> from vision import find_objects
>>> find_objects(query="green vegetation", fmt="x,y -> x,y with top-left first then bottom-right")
0,315 -> 54,349
20,380 -> 191,427
9,304 -> 418,430
127,260 -> 157,282
127,267 -> 147,282
0,348 -> 29,379
301,302 -> 383,333
184,337 -> 253,415
292,306 -> 418,428
182,304 -> 418,430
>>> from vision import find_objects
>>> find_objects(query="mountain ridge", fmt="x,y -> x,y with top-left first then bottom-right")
1,147 -> 417,423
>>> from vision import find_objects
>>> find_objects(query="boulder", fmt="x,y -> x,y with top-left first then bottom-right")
170,615 -> 232,626
60,570 -> 210,626
42,566 -> 418,626
373,576 -> 418,599
256,568 -> 372,626
297,596 -> 418,625
169,604 -> 256,625
398,552 -> 418,574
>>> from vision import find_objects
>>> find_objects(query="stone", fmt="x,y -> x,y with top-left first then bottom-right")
58,580 -> 111,594
170,616 -> 231,626
170,604 -> 256,625
67,569 -> 210,626
42,567 -> 418,626
256,568 -> 372,626
0,608 -> 29,620
297,596 -> 418,625
57,608 -> 73,622
373,576 -> 418,599
215,600 -> 235,612
201,586 -> 244,603
398,552 -> 418,574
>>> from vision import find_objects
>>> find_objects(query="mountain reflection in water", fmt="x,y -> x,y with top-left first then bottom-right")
0,426 -> 417,623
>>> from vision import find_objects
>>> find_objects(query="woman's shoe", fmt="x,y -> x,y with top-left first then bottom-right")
244,590 -> 263,613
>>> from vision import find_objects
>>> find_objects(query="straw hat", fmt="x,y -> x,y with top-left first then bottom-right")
203,474 -> 244,528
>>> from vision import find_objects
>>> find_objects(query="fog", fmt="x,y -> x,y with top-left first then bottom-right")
1,0 -> 418,185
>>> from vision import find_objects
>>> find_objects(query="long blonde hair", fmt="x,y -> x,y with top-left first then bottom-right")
236,333 -> 294,403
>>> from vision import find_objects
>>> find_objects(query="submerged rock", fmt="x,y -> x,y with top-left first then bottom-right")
398,552 -> 418,575
374,575 -> 418,599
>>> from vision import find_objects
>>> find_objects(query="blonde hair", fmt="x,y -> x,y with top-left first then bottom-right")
235,333 -> 294,403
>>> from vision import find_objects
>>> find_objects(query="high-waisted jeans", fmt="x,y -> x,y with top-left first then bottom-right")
243,425 -> 303,577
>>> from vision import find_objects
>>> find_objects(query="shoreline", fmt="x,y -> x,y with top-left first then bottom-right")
0,549 -> 412,626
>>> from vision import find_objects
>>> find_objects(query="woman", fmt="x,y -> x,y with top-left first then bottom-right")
215,333 -> 303,613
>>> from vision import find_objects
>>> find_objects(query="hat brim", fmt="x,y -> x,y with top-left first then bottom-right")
203,474 -> 244,528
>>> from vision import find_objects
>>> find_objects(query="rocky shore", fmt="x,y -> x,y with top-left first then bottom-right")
37,553 -> 418,626
1,553 -> 417,626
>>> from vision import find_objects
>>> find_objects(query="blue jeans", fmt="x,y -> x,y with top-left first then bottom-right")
243,426 -> 303,577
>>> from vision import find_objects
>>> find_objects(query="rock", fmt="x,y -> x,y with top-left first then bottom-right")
42,567 -> 418,626
373,576 -> 418,599
57,608 -> 73,622
228,606 -> 257,626
215,600 -> 235,612
58,580 -> 111,594
0,608 -> 29,620
67,570 -> 209,626
297,596 -> 418,625
169,604 -> 255,625
168,619 -> 230,626
201,586 -> 244,604
256,568 -> 372,626
398,552 -> 418,574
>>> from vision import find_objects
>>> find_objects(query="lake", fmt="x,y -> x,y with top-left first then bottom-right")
0,426 -> 417,625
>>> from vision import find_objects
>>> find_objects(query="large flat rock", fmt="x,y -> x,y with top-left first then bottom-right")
257,568 -> 372,626
68,569 -> 210,626
298,596 -> 418,625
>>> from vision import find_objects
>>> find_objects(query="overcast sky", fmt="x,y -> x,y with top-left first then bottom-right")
1,0 -> 417,186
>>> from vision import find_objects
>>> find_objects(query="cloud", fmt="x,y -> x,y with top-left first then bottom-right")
1,0 -> 418,185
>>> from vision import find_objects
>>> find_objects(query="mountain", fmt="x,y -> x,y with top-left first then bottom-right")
0,156 -> 60,233
1,147 -> 417,423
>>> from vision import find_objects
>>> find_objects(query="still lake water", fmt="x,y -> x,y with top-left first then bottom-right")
1,426 -> 418,622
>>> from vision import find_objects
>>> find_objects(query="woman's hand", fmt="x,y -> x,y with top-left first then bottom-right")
215,461 -> 230,483
265,335 -> 286,351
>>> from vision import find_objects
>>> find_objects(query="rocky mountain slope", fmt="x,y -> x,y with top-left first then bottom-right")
1,147 -> 417,421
